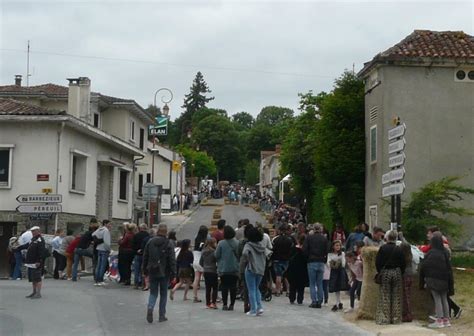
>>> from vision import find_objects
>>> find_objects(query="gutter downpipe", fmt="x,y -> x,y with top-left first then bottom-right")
54,121 -> 65,232
132,154 -> 145,222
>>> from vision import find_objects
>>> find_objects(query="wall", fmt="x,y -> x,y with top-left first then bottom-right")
365,65 -> 474,246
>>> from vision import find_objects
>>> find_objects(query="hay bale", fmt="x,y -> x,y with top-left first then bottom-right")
208,226 -> 217,234
357,246 -> 432,321
211,219 -> 219,226
213,214 -> 221,219
224,200 -> 230,205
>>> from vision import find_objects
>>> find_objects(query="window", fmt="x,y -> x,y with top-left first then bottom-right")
70,151 -> 88,193
93,113 -> 100,128
0,146 -> 13,188
129,120 -> 135,142
138,174 -> 144,196
119,169 -> 129,201
146,173 -> 151,183
139,128 -> 145,150
369,205 -> 378,230
370,125 -> 377,164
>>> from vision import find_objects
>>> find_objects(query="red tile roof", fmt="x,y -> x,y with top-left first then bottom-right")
359,30 -> 474,76
0,98 -> 65,115
0,83 -> 69,96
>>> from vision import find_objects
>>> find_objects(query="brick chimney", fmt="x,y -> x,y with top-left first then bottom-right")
67,77 -> 91,120
15,75 -> 22,86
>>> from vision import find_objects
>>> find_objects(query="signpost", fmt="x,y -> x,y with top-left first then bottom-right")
16,194 -> 62,203
382,120 -> 406,230
16,204 -> 62,213
142,183 -> 158,202
149,116 -> 168,136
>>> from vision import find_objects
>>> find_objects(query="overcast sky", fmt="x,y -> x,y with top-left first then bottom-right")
1,0 -> 473,120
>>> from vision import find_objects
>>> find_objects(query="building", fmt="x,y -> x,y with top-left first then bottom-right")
358,30 -> 474,247
0,77 -> 182,276
259,145 -> 281,198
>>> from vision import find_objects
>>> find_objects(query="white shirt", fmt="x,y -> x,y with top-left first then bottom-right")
18,230 -> 33,246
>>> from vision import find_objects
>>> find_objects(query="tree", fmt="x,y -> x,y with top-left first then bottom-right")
314,71 -> 365,227
191,114 -> 242,181
403,176 -> 474,243
232,111 -> 254,130
244,160 -> 260,186
175,145 -> 217,178
182,71 -> 214,116
255,106 -> 294,127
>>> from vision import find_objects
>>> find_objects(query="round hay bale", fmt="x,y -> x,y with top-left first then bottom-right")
357,246 -> 432,321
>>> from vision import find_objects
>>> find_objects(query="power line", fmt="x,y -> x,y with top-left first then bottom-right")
1,47 -> 333,79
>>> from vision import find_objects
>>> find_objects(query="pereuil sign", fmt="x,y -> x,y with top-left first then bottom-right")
388,123 -> 406,141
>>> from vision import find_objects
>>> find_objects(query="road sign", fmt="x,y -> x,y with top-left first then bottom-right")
388,123 -> 406,141
382,182 -> 405,197
149,116 -> 168,136
16,204 -> 62,213
388,138 -> 406,154
388,153 -> 405,168
172,160 -> 181,172
16,194 -> 62,203
36,174 -> 49,182
382,167 -> 406,185
142,183 -> 158,202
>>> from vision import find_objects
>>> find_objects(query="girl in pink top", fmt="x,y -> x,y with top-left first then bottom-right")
345,251 -> 363,312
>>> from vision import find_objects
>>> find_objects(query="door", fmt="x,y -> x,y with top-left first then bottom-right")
0,222 -> 17,278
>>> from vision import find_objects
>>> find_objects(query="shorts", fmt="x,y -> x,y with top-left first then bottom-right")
273,260 -> 289,277
28,267 -> 42,283
192,251 -> 204,273
178,267 -> 193,282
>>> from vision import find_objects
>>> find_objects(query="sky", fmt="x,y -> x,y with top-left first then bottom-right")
0,0 -> 473,120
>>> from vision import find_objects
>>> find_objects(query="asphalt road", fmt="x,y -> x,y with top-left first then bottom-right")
0,201 -> 374,336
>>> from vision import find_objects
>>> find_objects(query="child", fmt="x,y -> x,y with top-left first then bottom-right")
170,239 -> 193,301
328,240 -> 349,311
287,235 -> 308,305
200,238 -> 218,309
323,261 -> 330,306
345,251 -> 363,313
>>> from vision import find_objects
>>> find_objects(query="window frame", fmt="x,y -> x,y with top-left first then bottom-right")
118,169 -> 130,202
0,145 -> 14,189
138,173 -> 144,197
368,205 -> 378,230
129,119 -> 136,143
370,125 -> 377,164
139,127 -> 145,150
93,112 -> 101,128
69,149 -> 89,194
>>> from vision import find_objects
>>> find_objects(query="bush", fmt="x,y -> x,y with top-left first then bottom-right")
451,252 -> 474,268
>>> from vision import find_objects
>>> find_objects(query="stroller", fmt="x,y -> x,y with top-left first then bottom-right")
105,252 -> 119,283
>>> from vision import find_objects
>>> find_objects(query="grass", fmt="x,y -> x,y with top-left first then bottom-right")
444,269 -> 474,336
451,252 -> 474,268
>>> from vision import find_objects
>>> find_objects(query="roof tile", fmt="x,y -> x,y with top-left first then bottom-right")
0,98 -> 65,115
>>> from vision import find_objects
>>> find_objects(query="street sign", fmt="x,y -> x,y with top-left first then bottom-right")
149,126 -> 167,136
172,160 -> 181,172
30,213 -> 53,220
388,153 -> 405,168
36,174 -> 49,182
16,194 -> 62,203
142,183 -> 158,202
388,138 -> 406,154
388,123 -> 406,141
16,204 -> 62,213
382,167 -> 406,185
382,182 -> 406,197
149,116 -> 168,136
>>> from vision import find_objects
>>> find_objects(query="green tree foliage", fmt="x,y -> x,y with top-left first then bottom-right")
255,106 -> 294,126
175,145 -> 217,178
191,114 -> 242,181
244,159 -> 260,186
192,107 -> 227,127
232,111 -> 255,130
314,71 -> 365,227
403,176 -> 474,243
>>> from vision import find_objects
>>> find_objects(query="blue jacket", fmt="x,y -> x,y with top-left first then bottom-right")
215,238 -> 239,276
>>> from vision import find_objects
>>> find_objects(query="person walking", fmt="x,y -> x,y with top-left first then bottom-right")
419,232 -> 454,328
143,224 -> 176,324
375,230 -> 406,325
287,235 -> 308,305
51,229 -> 66,280
72,223 -> 98,282
192,225 -> 208,303
24,226 -> 47,299
271,225 -> 294,297
92,220 -> 112,286
328,240 -> 349,312
200,238 -> 218,309
302,223 -> 328,308
132,223 -> 150,289
241,226 -> 266,317
170,239 -> 193,301
345,251 -> 363,313
215,225 -> 240,311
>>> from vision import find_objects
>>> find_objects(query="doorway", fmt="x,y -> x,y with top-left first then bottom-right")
0,222 -> 17,278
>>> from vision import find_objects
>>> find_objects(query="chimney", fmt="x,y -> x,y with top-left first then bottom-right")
15,75 -> 22,86
67,77 -> 91,120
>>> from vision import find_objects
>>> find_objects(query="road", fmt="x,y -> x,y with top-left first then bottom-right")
0,201 -> 373,336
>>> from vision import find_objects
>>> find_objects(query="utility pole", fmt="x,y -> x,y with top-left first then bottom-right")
26,40 -> 31,87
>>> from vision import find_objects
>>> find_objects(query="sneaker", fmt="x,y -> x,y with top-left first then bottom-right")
94,283 -> 100,286
429,315 -> 437,321
290,301 -> 295,305
331,305 -> 338,312
25,293 -> 35,298
246,311 -> 257,317
443,318 -> 451,327
146,308 -> 153,323
338,303 -> 343,310
222,305 -> 228,311
323,302 -> 328,307
428,319 -> 444,329
211,304 -> 218,310
257,309 -> 264,316
30,293 -> 42,299
193,298 -> 202,303
344,308 -> 354,313
158,316 -> 168,323
454,308 -> 463,319
228,305 -> 234,311
206,304 -> 213,309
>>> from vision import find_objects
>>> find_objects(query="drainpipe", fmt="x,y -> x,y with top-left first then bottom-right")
54,122 -> 65,232
132,154 -> 145,222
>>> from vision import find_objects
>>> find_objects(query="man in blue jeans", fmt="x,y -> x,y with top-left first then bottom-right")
92,220 -> 112,285
302,224 -> 328,308
142,224 -> 176,324
72,224 -> 97,281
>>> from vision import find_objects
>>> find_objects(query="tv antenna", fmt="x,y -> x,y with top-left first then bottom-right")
26,40 -> 32,87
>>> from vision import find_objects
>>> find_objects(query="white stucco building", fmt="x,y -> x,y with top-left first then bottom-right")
259,145 -> 281,198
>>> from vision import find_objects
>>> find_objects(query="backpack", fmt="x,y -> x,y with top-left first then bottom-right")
149,238 -> 170,277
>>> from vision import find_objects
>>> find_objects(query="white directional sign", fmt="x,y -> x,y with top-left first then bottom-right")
142,183 -> 159,202
382,168 -> 406,185
16,204 -> 62,213
388,153 -> 405,168
16,194 -> 62,203
388,138 -> 406,154
382,182 -> 406,197
388,123 -> 406,141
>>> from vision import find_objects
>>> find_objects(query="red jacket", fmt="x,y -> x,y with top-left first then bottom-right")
66,237 -> 81,254
119,232 -> 134,252
419,236 -> 449,254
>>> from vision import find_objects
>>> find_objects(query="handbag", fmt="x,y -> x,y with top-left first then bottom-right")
374,245 -> 396,285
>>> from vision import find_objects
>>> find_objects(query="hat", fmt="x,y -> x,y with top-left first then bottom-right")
30,226 -> 40,231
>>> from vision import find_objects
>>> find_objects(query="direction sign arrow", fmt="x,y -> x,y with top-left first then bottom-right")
388,138 -> 406,154
388,152 -> 405,168
16,204 -> 62,213
388,123 -> 406,141
16,194 -> 62,203
382,182 -> 406,197
382,167 -> 406,185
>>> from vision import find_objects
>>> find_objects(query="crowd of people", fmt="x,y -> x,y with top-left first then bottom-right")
6,214 -> 462,329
